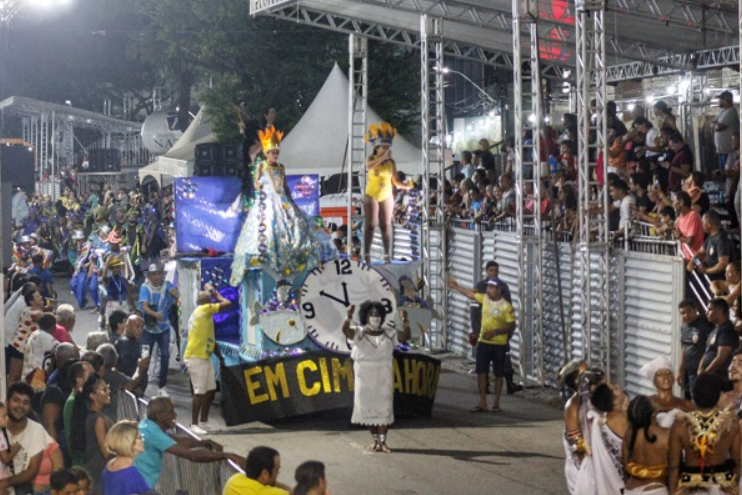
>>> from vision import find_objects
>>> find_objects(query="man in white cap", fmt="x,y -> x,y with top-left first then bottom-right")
640,355 -> 691,426
448,276 -> 516,413
138,262 -> 179,396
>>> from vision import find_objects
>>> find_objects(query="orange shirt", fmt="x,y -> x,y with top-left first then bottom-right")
676,210 -> 704,259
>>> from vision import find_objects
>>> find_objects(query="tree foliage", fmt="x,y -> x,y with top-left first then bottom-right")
6,0 -> 422,142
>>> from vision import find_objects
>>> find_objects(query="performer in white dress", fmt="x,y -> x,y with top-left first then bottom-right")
342,302 -> 411,453
589,382 -> 629,495
558,359 -> 590,495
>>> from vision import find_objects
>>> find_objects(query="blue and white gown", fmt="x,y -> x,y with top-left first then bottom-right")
230,161 -> 337,285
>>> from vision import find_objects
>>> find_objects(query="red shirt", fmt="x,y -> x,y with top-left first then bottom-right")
675,210 -> 704,259
52,324 -> 73,344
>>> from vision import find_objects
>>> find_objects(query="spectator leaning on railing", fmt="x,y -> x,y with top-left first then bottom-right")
134,396 -> 245,489
686,210 -> 732,282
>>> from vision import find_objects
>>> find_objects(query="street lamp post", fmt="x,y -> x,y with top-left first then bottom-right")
438,67 -> 497,106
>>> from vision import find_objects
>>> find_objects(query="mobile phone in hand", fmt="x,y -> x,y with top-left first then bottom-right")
141,345 -> 150,359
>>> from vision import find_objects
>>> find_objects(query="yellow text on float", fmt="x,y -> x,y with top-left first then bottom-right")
242,355 -> 440,405
244,357 -> 354,404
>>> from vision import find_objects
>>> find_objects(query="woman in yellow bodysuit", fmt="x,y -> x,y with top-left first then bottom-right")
364,123 -> 411,263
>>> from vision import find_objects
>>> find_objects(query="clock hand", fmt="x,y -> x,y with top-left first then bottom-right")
319,282 -> 350,307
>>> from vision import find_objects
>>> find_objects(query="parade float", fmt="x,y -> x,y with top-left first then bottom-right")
174,176 -> 439,426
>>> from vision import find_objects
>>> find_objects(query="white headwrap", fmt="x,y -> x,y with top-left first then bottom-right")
639,355 -> 673,380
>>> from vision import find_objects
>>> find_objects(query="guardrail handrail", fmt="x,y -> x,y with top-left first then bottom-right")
117,390 -> 244,495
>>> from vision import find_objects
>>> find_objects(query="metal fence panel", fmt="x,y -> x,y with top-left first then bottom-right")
428,227 -> 445,349
622,251 -> 685,397
542,241 -> 575,386
445,228 -> 482,356
481,231 -> 523,375
393,225 -> 418,261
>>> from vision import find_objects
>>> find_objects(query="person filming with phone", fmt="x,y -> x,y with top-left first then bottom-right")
114,315 -> 151,397
183,284 -> 231,435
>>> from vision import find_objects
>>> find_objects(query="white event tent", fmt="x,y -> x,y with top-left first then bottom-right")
280,63 -> 422,176
138,107 -> 216,187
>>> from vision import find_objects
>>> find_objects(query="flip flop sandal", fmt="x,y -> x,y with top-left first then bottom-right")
469,406 -> 487,413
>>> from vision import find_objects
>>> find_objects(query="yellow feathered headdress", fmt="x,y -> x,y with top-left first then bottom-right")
365,122 -> 396,146
259,126 -> 284,153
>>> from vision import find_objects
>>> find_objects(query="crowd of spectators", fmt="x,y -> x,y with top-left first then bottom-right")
426,98 -> 740,254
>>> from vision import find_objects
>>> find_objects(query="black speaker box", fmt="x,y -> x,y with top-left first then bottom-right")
1,145 -> 35,193
195,162 -> 221,177
88,149 -> 120,172
195,143 -> 223,163
194,143 -> 242,177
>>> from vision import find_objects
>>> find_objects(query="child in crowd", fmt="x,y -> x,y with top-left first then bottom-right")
70,467 -> 92,495
655,206 -> 676,239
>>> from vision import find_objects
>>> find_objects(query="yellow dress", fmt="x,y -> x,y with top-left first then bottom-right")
365,160 -> 395,202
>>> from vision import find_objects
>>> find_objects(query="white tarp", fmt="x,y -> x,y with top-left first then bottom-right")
280,64 -> 422,176
138,108 -> 215,185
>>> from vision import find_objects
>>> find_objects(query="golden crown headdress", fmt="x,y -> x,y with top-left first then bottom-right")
258,126 -> 284,153
365,122 -> 396,146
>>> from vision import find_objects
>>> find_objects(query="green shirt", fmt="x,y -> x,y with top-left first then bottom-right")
63,392 -> 86,467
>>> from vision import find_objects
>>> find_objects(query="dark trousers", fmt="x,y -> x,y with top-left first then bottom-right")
141,329 -> 170,388
470,305 -> 516,382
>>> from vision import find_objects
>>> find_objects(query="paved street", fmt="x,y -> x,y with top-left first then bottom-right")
61,278 -> 568,495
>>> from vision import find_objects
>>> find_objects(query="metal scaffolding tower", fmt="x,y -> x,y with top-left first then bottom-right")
420,15 -> 447,350
575,0 -> 610,373
346,34 -> 368,259
512,0 -> 544,386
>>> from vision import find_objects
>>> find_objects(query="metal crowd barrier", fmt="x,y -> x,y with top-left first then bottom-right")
117,391 -> 243,495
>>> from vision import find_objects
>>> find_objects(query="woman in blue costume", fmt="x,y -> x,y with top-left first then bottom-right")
230,126 -> 337,285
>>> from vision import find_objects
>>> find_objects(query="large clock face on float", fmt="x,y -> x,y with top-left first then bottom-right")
300,259 -> 397,353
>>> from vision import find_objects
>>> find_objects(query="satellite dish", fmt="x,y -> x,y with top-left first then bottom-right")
140,111 -> 184,155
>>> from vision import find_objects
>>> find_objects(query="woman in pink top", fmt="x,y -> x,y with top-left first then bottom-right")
673,191 -> 705,259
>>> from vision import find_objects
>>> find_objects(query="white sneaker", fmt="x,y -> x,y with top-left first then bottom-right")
199,421 -> 217,432
157,387 -> 169,397
189,424 -> 208,436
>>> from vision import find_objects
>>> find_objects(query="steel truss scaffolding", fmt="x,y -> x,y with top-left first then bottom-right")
420,15 -> 447,350
1,96 -> 147,198
575,0 -> 610,374
346,35 -> 368,259
512,0 -> 544,386
259,3 -> 566,79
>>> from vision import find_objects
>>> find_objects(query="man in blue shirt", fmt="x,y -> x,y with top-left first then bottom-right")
134,397 -> 244,488
138,263 -> 178,396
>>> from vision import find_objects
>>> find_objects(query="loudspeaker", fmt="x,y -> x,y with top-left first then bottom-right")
1,182 -> 12,269
1,145 -> 35,193
195,162 -> 221,177
194,143 -> 242,177
195,143 -> 223,163
89,148 -> 121,172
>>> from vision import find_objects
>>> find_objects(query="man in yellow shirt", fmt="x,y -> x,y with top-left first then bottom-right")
183,283 -> 231,435
223,446 -> 291,495
448,277 -> 516,412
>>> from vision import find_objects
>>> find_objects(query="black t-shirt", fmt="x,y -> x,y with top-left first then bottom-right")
480,151 -> 495,172
681,315 -> 714,374
40,371 -> 71,449
701,321 -> 740,377
694,192 -> 711,217
635,193 -> 655,213
115,336 -> 141,378
704,230 -> 733,280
